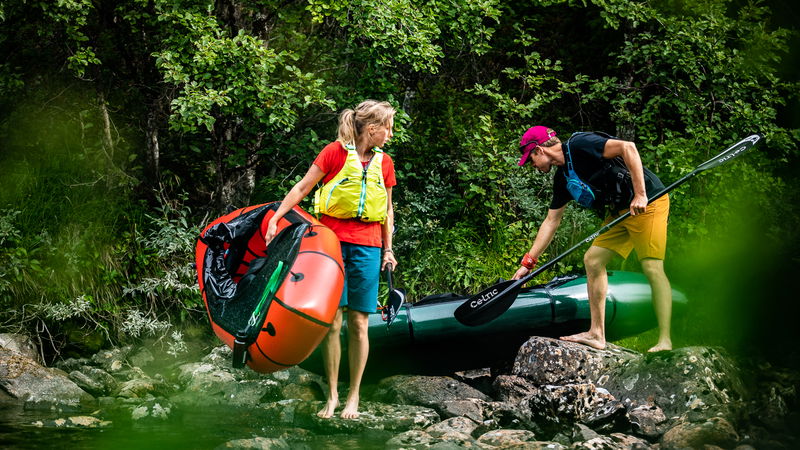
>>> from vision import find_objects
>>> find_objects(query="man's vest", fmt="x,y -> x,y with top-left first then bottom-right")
313,145 -> 388,223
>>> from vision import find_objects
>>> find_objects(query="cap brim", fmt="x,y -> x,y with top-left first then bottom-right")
518,147 -> 533,166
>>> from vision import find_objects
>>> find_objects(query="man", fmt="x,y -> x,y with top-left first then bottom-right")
514,126 -> 672,352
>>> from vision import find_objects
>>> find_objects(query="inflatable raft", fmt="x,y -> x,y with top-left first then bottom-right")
300,271 -> 688,379
195,203 -> 344,373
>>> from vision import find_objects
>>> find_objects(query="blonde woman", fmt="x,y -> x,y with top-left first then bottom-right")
265,100 -> 397,419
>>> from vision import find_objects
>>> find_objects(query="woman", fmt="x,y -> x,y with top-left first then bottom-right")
265,100 -> 397,419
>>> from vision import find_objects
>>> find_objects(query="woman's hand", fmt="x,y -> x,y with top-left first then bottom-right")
264,218 -> 279,246
382,249 -> 397,271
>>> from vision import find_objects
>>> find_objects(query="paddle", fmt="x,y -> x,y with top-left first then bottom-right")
383,263 -> 406,327
454,133 -> 764,327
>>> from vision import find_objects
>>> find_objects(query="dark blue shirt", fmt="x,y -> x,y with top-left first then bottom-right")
550,132 -> 665,211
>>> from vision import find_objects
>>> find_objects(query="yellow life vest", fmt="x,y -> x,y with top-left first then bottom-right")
313,144 -> 388,223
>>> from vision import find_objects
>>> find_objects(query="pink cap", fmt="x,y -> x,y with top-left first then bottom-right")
518,126 -> 556,166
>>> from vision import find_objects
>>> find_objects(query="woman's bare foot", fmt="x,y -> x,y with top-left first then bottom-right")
647,340 -> 672,353
340,395 -> 359,419
317,398 -> 339,418
560,332 -> 606,350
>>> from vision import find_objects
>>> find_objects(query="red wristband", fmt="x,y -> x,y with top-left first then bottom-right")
520,253 -> 537,270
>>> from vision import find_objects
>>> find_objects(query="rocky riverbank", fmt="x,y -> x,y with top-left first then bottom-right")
1,332 -> 798,448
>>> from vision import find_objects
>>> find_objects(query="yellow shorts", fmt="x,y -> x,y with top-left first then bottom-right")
592,195 -> 669,260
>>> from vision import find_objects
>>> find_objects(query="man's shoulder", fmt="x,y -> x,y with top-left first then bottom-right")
570,131 -> 613,145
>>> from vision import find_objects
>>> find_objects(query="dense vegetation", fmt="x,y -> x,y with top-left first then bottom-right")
1,0 -> 798,364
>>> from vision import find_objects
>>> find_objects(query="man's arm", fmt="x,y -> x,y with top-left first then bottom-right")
513,205 -> 566,280
603,139 -> 647,216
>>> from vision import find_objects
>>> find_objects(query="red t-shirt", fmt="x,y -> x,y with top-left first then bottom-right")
313,141 -> 397,247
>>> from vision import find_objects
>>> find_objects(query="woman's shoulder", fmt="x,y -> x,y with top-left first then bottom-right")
320,141 -> 345,154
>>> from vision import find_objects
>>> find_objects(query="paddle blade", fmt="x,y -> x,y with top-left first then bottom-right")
454,279 -> 522,326
696,134 -> 762,171
386,287 -> 406,326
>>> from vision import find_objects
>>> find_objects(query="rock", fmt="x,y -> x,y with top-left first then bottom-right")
30,415 -> 111,428
91,346 -> 133,373
476,429 -> 538,447
259,399 -> 440,434
54,357 -> 93,373
425,416 -> 481,437
439,399 -> 484,422
372,375 -> 490,416
627,404 -> 669,438
0,347 -> 94,408
661,417 -> 739,449
600,346 -> 748,421
68,365 -> 118,397
171,361 -> 282,407
128,347 -> 155,368
572,423 -> 601,442
493,375 -> 539,405
573,432 -> 652,449
280,383 -> 320,401
582,399 -> 627,431
385,429 -> 478,449
512,337 -> 639,386
453,368 -> 494,395
385,430 -> 437,448
215,437 -> 292,449
526,383 -> 617,430
117,371 -> 170,399
0,333 -> 40,363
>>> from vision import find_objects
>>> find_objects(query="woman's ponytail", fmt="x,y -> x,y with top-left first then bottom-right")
336,100 -> 395,147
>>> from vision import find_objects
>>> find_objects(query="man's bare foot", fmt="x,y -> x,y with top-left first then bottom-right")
647,340 -> 672,353
560,332 -> 606,350
340,396 -> 359,419
317,398 -> 339,418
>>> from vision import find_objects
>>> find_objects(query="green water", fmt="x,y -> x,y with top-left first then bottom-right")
0,402 -> 390,449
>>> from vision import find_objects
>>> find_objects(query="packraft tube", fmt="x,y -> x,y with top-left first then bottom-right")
300,271 -> 687,380
196,203 -> 344,373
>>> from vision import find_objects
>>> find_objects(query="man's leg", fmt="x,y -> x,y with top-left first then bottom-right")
561,245 -> 617,350
640,258 -> 672,352
341,309 -> 369,419
317,308 -> 343,418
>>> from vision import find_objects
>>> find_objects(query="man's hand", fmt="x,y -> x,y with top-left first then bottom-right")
630,193 -> 647,216
512,266 -> 530,280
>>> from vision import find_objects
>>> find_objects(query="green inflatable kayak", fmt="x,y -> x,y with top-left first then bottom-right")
299,271 -> 688,379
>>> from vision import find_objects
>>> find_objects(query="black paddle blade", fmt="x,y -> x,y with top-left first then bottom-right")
386,287 -> 406,326
454,278 -> 522,326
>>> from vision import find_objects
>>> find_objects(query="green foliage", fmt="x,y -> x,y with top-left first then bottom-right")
0,0 -> 797,362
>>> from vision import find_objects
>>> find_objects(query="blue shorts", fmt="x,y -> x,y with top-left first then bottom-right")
339,242 -> 381,313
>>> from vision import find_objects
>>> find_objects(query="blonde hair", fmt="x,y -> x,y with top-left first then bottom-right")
336,100 -> 396,147
540,128 -> 560,147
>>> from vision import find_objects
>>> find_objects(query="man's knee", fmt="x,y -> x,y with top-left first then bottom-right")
584,248 -> 611,273
640,258 -> 667,280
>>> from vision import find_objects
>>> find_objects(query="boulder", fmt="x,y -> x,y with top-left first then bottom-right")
372,375 -> 490,417
660,417 -> 739,448
512,337 -> 639,386
170,362 -> 282,407
258,399 -> 440,434
475,429 -> 538,447
599,346 -> 748,421
0,347 -> 93,408
68,365 -> 119,397
0,333 -> 40,363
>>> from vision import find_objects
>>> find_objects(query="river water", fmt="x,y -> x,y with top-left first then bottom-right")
0,401 -> 391,449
